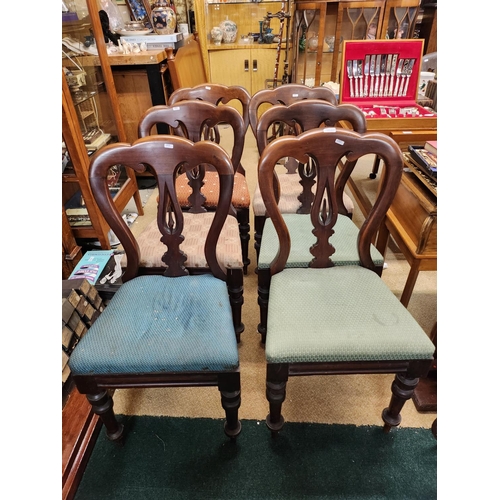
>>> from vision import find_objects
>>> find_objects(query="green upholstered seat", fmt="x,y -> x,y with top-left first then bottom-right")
69,273 -> 239,376
258,213 -> 384,269
266,266 -> 435,364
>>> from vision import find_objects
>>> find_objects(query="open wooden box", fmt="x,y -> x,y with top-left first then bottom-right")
339,39 -> 437,132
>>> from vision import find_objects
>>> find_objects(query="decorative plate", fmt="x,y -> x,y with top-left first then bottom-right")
116,28 -> 153,36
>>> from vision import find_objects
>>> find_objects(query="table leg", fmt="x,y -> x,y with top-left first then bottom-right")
400,261 -> 421,307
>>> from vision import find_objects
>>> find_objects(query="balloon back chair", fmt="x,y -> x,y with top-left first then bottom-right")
248,84 -> 355,256
255,100 -> 384,342
167,83 -> 252,273
258,127 -> 435,436
136,100 -> 247,340
69,136 -> 242,444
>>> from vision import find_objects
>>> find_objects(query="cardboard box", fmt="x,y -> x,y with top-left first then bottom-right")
339,40 -> 437,132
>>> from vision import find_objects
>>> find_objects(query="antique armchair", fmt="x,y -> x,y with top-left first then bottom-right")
168,83 -> 252,272
255,100 -> 384,342
248,84 -> 355,255
69,136 -> 242,444
136,100 -> 247,340
258,127 -> 435,435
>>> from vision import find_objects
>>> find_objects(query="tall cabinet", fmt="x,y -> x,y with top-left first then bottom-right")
194,0 -> 288,94
62,0 -> 143,257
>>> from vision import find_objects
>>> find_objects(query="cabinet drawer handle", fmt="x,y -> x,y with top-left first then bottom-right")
244,59 -> 249,72
253,60 -> 258,72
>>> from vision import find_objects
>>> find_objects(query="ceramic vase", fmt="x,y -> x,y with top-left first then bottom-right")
211,26 -> 223,46
219,16 -> 237,44
152,0 -> 177,35
308,34 -> 318,52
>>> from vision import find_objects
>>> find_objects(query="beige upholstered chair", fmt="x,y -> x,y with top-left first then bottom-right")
167,83 -> 252,272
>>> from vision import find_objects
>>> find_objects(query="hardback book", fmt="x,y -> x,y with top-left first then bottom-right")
408,145 -> 437,179
424,140 -> 437,156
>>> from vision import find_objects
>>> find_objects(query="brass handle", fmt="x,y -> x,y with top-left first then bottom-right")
253,60 -> 257,72
244,59 -> 249,72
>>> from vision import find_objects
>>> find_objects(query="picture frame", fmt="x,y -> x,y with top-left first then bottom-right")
115,0 -> 127,5
125,0 -> 153,29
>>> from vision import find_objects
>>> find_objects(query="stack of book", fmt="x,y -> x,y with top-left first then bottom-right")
408,140 -> 437,181
62,278 -> 106,386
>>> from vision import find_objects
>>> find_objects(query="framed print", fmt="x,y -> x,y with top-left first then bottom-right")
125,0 -> 153,29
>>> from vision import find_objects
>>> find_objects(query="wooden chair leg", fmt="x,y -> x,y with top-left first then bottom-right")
254,215 -> 266,261
381,373 -> 419,433
227,269 -> 244,342
257,268 -> 270,343
236,208 -> 250,274
265,363 -> 289,436
87,390 -> 124,443
218,372 -> 242,440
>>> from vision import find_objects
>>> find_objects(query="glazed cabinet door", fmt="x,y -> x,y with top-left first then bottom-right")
380,0 -> 421,41
331,0 -> 385,83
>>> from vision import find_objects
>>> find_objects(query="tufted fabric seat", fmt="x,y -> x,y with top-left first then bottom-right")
70,274 -> 239,375
258,213 -> 383,269
176,171 -> 250,209
121,213 -> 243,270
266,266 -> 435,364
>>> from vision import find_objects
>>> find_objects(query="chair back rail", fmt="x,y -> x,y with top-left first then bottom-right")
258,128 -> 403,273
256,101 -> 367,216
249,84 -> 338,138
138,101 -> 245,214
89,136 -> 234,281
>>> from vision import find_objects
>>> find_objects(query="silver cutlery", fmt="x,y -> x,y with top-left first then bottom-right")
374,54 -> 381,97
353,59 -> 359,97
384,54 -> 393,97
363,55 -> 370,97
358,59 -> 364,97
393,58 -> 404,97
388,55 -> 398,97
369,54 -> 376,97
347,60 -> 354,97
402,58 -> 415,96
398,59 -> 410,97
379,54 -> 387,98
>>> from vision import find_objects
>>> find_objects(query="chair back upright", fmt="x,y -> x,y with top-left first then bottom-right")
249,83 -> 338,139
258,128 -> 403,274
138,101 -> 245,214
168,84 -> 251,174
89,136 -> 234,282
256,101 -> 366,216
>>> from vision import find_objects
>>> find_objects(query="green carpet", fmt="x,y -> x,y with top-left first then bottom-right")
75,416 -> 436,500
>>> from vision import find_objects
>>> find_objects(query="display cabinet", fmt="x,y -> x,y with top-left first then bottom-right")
291,0 -> 422,87
194,0 -> 289,94
62,0 -> 143,250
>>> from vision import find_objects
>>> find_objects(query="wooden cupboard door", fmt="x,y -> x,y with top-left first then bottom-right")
250,48 -> 285,93
209,49 -> 252,91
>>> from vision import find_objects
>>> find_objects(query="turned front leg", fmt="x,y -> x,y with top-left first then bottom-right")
218,372 -> 242,440
265,363 -> 289,435
382,374 -> 419,433
87,390 -> 124,442
257,268 -> 271,343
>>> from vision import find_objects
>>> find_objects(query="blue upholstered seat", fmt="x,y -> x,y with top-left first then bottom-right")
258,213 -> 384,269
266,266 -> 435,364
69,274 -> 239,375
